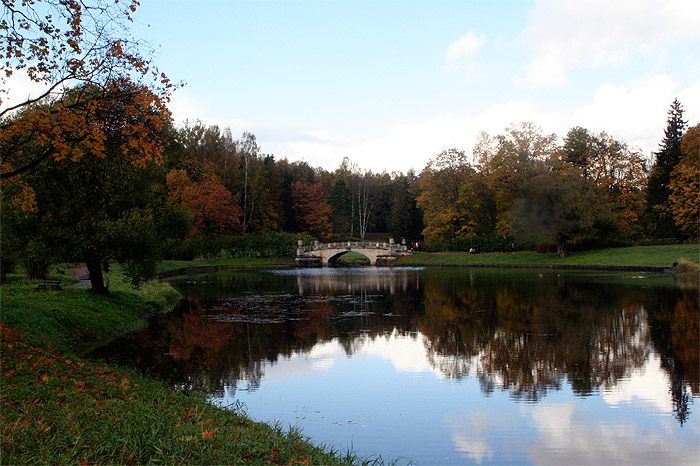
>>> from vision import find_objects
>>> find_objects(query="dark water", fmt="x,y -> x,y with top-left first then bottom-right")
94,267 -> 700,465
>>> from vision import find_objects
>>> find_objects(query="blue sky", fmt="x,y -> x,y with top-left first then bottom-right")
92,1 -> 700,171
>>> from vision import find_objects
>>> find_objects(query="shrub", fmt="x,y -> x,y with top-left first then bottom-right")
160,232 -> 313,261
22,240 -> 53,279
676,259 -> 700,278
428,235 -> 533,253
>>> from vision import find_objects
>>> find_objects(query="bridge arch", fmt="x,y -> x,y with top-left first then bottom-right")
326,250 -> 371,265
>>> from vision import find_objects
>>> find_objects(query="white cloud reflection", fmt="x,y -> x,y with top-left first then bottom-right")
601,354 -> 674,413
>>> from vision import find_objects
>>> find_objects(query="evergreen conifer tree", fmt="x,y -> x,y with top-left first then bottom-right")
645,99 -> 687,238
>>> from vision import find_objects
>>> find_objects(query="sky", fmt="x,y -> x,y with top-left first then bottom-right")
10,0 -> 700,173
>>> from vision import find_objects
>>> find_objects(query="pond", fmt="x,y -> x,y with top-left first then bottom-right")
94,267 -> 699,465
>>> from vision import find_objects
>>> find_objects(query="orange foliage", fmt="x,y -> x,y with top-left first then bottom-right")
291,181 -> 332,239
1,0 -> 176,211
182,184 -> 242,239
667,124 -> 700,238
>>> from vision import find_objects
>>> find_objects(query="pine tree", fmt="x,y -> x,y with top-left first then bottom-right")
645,99 -> 687,238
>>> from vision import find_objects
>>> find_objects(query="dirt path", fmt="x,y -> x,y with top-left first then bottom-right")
67,265 -> 91,287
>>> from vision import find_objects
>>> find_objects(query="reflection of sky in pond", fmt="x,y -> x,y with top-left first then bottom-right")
216,331 -> 699,465
97,267 -> 696,464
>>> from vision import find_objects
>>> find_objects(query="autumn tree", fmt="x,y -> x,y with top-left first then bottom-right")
1,0 -> 175,209
278,159 -> 316,232
646,99 -> 687,238
666,123 -> 699,239
560,129 -> 648,239
178,122 -> 240,188
507,165 -> 612,257
291,181 -> 332,240
6,80 -> 171,292
475,123 -> 558,237
418,149 -> 479,243
166,168 -> 243,239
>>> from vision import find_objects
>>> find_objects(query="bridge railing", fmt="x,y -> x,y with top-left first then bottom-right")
298,241 -> 410,253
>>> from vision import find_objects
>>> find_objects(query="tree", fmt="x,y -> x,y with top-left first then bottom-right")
237,131 -> 262,233
507,167 -> 612,257
561,126 -> 593,175
182,181 -> 243,239
10,80 -> 171,292
328,177 -> 352,237
417,149 -> 479,243
291,181 -> 332,240
166,168 -> 243,239
278,159 -> 316,232
388,172 -> 423,243
560,130 -> 648,239
667,124 -> 699,239
1,0 -> 175,209
355,171 -> 379,240
646,99 -> 687,238
475,123 -> 558,237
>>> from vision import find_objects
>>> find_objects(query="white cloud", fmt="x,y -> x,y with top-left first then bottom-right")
446,30 -> 487,63
258,75 -> 697,173
521,0 -> 700,86
306,129 -> 332,142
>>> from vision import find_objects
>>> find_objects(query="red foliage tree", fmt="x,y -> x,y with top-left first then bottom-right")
291,181 -> 332,239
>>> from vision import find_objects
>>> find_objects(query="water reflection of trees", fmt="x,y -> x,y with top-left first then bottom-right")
94,269 -> 697,424
646,290 -> 698,425
418,280 -> 651,402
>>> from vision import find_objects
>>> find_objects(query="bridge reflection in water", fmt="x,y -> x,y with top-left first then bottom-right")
295,238 -> 412,266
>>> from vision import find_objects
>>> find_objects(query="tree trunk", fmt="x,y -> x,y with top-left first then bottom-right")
556,235 -> 568,258
85,254 -> 109,295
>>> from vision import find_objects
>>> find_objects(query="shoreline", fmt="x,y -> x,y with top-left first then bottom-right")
393,261 -> 674,273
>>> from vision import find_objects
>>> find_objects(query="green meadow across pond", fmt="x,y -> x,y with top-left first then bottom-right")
95,266 -> 699,465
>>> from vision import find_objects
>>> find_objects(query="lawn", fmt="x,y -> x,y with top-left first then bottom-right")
396,244 -> 699,268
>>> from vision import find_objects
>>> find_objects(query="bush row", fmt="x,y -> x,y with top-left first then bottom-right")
426,236 -> 535,253
426,235 -> 643,254
160,232 -> 313,261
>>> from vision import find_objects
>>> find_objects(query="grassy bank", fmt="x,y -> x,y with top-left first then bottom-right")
0,270 -> 361,465
1,271 -> 180,356
396,244 -> 699,268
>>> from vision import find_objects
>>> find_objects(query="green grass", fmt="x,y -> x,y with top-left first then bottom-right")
1,270 -> 180,356
396,244 -> 699,268
336,251 -> 371,265
0,268 -> 369,465
0,326 -> 357,465
157,256 -> 295,273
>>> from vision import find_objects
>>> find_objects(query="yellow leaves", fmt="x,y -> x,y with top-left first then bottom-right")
0,162 -> 37,211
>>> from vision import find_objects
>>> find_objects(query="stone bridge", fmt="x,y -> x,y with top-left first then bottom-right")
296,239 -> 412,266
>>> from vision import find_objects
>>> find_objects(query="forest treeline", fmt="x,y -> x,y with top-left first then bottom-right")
1,1 -> 698,293
2,88 -> 698,292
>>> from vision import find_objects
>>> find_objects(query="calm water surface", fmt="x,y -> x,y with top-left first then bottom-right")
95,267 -> 699,465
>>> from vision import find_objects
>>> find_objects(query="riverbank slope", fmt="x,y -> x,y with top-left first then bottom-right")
0,270 -> 360,465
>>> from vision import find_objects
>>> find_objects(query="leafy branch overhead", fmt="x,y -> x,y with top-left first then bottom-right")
1,0 -> 178,209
